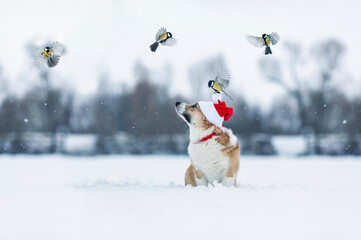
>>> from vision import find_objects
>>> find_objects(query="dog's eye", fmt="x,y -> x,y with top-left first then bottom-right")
192,104 -> 197,109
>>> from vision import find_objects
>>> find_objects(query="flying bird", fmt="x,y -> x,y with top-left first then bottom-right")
150,27 -> 177,52
246,32 -> 280,55
208,69 -> 233,100
34,42 -> 64,68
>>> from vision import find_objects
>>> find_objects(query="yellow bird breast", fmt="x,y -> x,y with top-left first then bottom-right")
213,82 -> 222,92
42,49 -> 52,59
158,33 -> 168,41
265,37 -> 270,46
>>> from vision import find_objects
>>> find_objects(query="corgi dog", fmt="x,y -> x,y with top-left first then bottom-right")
175,101 -> 240,187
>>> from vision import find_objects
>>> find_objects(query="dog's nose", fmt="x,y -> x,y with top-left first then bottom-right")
175,102 -> 181,107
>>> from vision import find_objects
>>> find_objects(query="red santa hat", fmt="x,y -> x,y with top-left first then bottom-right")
198,94 -> 233,128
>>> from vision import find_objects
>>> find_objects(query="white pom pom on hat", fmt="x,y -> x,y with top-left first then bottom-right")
212,92 -> 222,103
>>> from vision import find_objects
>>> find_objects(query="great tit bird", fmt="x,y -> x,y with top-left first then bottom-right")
208,69 -> 233,100
246,32 -> 280,55
34,42 -> 64,68
150,27 -> 177,52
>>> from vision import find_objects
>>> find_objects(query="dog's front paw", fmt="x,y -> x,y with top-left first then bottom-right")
221,177 -> 236,187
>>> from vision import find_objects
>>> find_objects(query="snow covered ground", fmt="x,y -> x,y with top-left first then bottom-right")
0,155 -> 360,240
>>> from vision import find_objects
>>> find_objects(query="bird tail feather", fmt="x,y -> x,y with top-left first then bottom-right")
223,90 -> 233,101
265,47 -> 272,55
150,42 -> 159,52
47,55 -> 60,67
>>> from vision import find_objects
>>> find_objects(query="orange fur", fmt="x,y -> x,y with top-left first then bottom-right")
185,164 -> 197,186
185,162 -> 205,186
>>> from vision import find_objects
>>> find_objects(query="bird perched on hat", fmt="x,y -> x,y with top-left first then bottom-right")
208,68 -> 233,100
34,41 -> 64,68
150,27 -> 177,52
246,32 -> 280,55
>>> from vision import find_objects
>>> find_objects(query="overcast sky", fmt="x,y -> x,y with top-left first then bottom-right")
0,0 -> 360,108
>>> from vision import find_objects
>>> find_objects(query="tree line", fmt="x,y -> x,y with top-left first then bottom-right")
0,39 -> 360,154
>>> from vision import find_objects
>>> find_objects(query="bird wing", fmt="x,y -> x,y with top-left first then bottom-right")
215,68 -> 231,89
269,32 -> 280,45
52,42 -> 64,55
155,27 -> 167,41
34,50 -> 48,66
246,35 -> 264,48
161,37 -> 177,47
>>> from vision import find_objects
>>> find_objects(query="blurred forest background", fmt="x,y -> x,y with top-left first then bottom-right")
0,39 -> 360,155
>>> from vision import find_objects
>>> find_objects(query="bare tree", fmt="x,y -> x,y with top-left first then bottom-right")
258,41 -> 308,133
93,73 -> 119,153
25,41 -> 71,152
311,39 -> 345,133
309,40 -> 345,153
0,65 -> 9,104
259,39 -> 346,154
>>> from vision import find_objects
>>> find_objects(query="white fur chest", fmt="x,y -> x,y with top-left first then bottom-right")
188,138 -> 229,183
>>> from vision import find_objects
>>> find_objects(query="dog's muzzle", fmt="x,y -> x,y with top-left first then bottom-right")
175,102 -> 185,114
175,102 -> 191,124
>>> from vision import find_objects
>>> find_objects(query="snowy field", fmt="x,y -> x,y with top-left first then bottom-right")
1,155 -> 361,240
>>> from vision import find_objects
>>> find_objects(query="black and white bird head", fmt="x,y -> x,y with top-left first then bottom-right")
44,46 -> 51,52
208,80 -> 215,88
262,34 -> 267,39
167,32 -> 172,38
